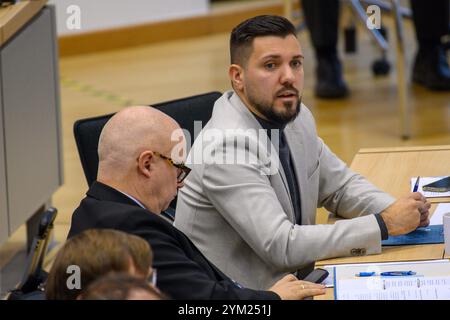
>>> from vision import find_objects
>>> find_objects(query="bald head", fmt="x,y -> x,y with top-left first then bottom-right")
97,106 -> 183,180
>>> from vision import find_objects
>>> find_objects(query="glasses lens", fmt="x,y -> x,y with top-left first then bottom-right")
177,171 -> 187,183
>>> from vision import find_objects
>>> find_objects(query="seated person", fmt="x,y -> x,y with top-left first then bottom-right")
46,229 -> 153,299
68,106 -> 325,300
174,15 -> 430,290
79,272 -> 165,300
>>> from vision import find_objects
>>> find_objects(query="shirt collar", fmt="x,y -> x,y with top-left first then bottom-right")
117,190 -> 146,209
118,190 -> 176,223
252,112 -> 286,142
253,113 -> 286,132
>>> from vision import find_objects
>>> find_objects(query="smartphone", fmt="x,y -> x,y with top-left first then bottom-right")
422,176 -> 450,192
302,268 -> 329,284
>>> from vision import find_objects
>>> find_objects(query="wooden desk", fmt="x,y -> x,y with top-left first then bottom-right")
315,145 -> 450,300
0,0 -> 47,45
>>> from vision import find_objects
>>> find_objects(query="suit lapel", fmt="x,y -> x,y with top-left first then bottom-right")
284,123 -> 307,225
268,157 -> 295,221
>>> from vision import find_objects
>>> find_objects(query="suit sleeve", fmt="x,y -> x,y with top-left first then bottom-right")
315,137 -> 396,218
125,214 -> 279,300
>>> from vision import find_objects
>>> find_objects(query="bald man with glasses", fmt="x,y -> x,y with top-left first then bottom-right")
68,106 -> 325,300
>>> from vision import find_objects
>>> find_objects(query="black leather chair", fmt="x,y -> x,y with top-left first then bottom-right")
73,91 -> 221,214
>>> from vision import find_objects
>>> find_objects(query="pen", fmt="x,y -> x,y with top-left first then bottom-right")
355,271 -> 417,277
413,176 -> 420,192
355,272 -> 376,277
380,271 -> 416,277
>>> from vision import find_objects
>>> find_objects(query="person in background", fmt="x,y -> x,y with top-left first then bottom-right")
300,0 -> 450,98
79,273 -> 165,300
45,229 -> 153,300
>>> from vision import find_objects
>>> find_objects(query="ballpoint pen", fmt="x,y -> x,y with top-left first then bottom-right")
413,176 -> 420,192
355,272 -> 376,277
355,271 -> 417,277
380,271 -> 416,276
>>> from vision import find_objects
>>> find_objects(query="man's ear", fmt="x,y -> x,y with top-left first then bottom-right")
229,64 -> 244,91
137,151 -> 153,178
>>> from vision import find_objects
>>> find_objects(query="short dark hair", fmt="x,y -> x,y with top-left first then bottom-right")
230,15 -> 297,66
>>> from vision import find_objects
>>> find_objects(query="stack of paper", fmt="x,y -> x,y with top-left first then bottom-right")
333,260 -> 450,300
337,276 -> 450,300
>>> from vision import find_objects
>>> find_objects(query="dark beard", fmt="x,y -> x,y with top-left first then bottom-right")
253,97 -> 301,126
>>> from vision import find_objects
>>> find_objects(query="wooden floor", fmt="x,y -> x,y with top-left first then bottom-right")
1,12 -> 449,273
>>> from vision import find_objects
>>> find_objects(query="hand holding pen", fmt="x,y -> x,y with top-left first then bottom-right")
412,176 -> 431,228
380,184 -> 431,236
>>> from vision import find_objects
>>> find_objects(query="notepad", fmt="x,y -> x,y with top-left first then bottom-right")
411,176 -> 450,198
323,259 -> 450,288
337,276 -> 450,300
382,225 -> 444,246
334,260 -> 450,300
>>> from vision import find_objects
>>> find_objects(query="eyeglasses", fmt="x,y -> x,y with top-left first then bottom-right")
153,151 -> 191,183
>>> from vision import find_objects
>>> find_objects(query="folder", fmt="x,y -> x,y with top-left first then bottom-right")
382,225 -> 444,246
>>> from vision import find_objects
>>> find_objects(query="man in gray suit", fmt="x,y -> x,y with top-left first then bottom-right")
174,15 -> 430,290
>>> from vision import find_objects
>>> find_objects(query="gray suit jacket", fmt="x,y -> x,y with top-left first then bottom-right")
175,91 -> 395,290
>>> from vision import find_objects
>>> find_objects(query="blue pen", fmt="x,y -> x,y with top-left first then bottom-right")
355,272 -> 376,277
380,271 -> 416,276
355,271 -> 417,277
413,176 -> 420,192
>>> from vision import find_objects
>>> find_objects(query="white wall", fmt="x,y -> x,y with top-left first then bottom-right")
48,0 -> 210,35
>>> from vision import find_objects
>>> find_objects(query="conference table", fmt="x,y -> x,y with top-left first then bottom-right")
314,145 -> 450,300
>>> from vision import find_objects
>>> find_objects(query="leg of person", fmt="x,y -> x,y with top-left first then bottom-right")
301,0 -> 349,98
410,0 -> 450,90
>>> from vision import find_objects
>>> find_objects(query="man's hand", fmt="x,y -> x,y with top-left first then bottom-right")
268,274 -> 326,300
418,193 -> 431,227
380,192 -> 431,236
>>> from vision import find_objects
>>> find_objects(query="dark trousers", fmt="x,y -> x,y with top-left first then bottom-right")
301,0 -> 449,53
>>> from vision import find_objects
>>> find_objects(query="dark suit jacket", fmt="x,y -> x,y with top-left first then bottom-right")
68,181 -> 279,300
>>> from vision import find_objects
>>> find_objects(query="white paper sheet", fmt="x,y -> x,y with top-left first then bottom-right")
333,260 -> 450,300
411,176 -> 450,198
337,276 -> 450,300
323,259 -> 449,288
430,203 -> 450,225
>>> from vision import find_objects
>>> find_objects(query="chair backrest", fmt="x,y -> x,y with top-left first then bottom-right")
73,91 -> 221,210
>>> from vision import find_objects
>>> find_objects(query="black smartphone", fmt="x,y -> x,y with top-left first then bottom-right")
302,268 -> 329,284
422,176 -> 450,192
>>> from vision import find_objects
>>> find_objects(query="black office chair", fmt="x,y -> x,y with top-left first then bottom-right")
7,207 -> 58,300
73,91 -> 221,215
